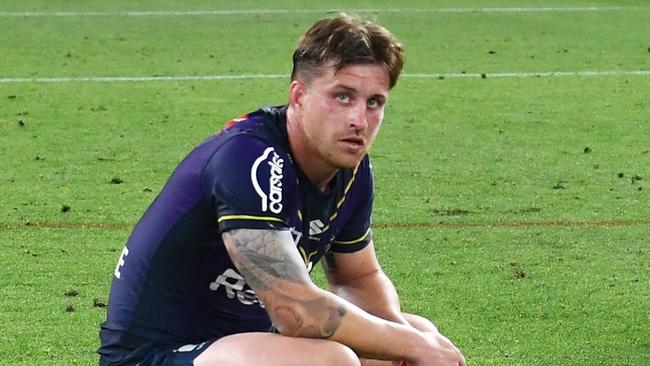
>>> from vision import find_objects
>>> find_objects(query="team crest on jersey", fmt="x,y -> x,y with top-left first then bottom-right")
251,147 -> 284,214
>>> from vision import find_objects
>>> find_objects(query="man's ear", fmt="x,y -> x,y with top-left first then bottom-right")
288,80 -> 305,111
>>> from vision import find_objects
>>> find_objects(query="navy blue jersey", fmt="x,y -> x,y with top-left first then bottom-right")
99,105 -> 374,356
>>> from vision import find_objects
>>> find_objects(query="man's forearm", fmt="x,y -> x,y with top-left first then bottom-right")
330,270 -> 407,324
223,230 -> 460,364
321,289 -> 431,361
262,281 -> 459,364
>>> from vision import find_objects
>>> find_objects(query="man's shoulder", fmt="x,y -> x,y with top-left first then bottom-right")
207,127 -> 293,174
219,105 -> 288,145
201,107 -> 298,206
186,105 -> 291,167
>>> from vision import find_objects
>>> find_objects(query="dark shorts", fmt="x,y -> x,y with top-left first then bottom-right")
137,341 -> 217,366
100,340 -> 218,366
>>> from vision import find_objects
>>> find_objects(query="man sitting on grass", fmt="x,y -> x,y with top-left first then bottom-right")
99,13 -> 466,366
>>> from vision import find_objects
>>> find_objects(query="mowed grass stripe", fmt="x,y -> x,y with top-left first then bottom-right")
1,6 -> 649,17
2,70 -> 650,83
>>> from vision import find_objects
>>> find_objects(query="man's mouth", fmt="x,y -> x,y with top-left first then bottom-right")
340,136 -> 365,147
338,136 -> 366,155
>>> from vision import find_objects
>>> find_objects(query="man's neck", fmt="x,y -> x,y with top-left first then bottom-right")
285,106 -> 337,192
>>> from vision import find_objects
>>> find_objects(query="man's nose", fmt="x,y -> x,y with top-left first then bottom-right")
349,102 -> 368,131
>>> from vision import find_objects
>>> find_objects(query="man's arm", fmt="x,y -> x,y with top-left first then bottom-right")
222,228 -> 465,365
223,228 -> 344,338
324,240 -> 466,366
322,241 -> 407,324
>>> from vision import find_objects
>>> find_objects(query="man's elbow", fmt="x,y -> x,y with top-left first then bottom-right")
272,305 -> 318,338
268,296 -> 347,339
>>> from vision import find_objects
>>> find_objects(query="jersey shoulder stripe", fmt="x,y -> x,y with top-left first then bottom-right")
218,214 -> 285,223
332,227 -> 372,245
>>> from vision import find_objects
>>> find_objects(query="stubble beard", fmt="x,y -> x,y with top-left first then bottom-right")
321,142 -> 368,170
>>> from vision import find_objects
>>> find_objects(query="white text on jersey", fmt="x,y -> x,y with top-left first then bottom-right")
251,147 -> 284,214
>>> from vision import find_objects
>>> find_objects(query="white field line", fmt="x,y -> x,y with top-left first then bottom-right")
0,74 -> 287,83
0,71 -> 649,84
1,7 -> 649,17
407,70 -> 650,78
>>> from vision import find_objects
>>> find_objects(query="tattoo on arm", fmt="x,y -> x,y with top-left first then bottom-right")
274,299 -> 347,338
223,229 -> 347,338
224,229 -> 309,290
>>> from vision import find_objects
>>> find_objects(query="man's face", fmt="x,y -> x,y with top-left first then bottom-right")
294,63 -> 390,171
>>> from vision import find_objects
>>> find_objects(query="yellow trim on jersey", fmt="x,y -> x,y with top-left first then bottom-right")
333,227 -> 371,245
337,165 -> 359,208
217,215 -> 285,223
329,165 -> 360,221
298,246 -> 318,266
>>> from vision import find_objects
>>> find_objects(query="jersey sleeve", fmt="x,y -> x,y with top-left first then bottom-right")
330,159 -> 374,253
202,134 -> 298,233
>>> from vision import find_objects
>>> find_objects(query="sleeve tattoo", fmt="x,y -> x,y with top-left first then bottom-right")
224,229 -> 347,338
225,229 -> 308,290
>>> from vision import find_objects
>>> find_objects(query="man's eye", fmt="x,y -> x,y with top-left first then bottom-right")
368,97 -> 383,109
336,93 -> 350,103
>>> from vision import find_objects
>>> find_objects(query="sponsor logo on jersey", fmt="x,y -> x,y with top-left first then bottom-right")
309,219 -> 325,236
209,268 -> 264,307
251,147 -> 284,214
114,246 -> 129,279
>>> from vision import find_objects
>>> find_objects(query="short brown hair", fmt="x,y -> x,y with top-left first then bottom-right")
291,14 -> 404,89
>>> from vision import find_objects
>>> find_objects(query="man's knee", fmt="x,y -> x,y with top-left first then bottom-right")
320,342 -> 361,366
193,333 -> 360,366
403,313 -> 439,333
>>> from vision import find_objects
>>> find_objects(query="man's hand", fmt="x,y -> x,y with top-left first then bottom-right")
324,245 -> 466,366
224,229 -> 466,364
408,330 -> 466,366
389,332 -> 465,366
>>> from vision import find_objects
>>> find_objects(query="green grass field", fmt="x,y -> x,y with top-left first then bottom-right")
1,1 -> 649,365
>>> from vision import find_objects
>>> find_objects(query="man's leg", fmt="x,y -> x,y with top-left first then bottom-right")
193,332 -> 361,366
401,313 -> 439,333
